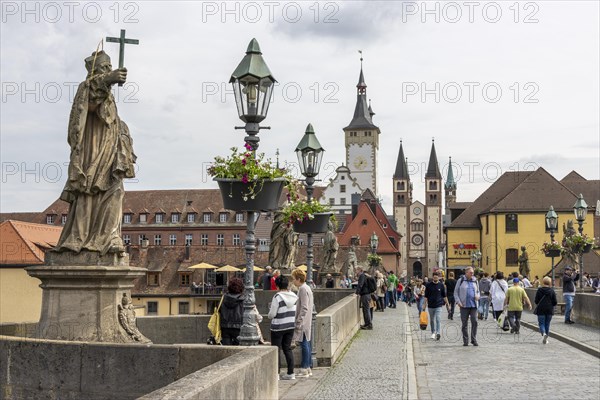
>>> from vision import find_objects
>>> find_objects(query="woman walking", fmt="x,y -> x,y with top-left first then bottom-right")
490,271 -> 509,330
534,276 -> 558,344
414,279 -> 425,314
292,268 -> 314,378
445,272 -> 457,320
268,275 -> 298,379
375,271 -> 386,312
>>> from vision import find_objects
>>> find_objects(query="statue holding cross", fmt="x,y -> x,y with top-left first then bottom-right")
106,29 -> 139,86
55,32 -> 138,257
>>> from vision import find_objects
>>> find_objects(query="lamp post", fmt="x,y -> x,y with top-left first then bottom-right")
230,39 -> 276,346
573,194 -> 588,289
295,123 -> 324,369
545,205 -> 558,287
370,232 -> 379,275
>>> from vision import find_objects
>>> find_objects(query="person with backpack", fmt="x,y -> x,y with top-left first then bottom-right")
454,266 -> 481,346
355,266 -> 374,330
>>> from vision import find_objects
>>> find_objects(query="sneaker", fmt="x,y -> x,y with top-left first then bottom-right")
431,333 -> 436,339
281,373 -> 295,380
436,333 -> 441,341
543,334 -> 548,344
308,368 -> 313,377
296,369 -> 310,378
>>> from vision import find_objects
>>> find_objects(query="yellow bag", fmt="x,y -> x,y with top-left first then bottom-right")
208,296 -> 224,344
419,311 -> 429,330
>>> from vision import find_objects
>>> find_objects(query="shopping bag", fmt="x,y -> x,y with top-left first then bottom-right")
419,311 -> 429,330
208,296 -> 224,344
497,309 -> 510,331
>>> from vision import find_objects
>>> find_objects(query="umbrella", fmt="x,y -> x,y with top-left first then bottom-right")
188,262 -> 217,294
215,265 -> 242,272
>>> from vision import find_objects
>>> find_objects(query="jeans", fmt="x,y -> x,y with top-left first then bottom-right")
388,290 -> 397,307
428,307 -> 442,334
376,295 -> 385,311
361,294 -> 372,326
507,310 -> 522,333
537,314 -> 553,336
478,297 -> 490,319
460,307 -> 478,344
417,297 -> 425,313
271,329 -> 294,375
300,333 -> 312,369
447,297 -> 456,319
564,294 -> 574,321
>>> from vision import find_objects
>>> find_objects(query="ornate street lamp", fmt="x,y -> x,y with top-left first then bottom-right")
369,232 -> 379,274
230,38 -> 276,151
295,122 -> 324,369
573,194 -> 588,288
230,39 -> 276,346
545,205 -> 558,287
295,123 -> 325,287
471,250 -> 482,271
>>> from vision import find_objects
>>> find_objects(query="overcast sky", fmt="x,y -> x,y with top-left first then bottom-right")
1,1 -> 599,215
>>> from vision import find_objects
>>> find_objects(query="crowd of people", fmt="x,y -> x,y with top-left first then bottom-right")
206,263 -> 595,380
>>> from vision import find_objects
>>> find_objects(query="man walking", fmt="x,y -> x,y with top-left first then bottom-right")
504,277 -> 532,334
454,267 -> 480,346
355,267 -> 373,330
424,271 -> 449,341
562,266 -> 580,324
387,271 -> 399,308
478,272 -> 492,320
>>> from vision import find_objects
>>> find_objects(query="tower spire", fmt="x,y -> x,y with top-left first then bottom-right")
394,140 -> 409,179
425,139 -> 442,179
344,52 -> 377,130
445,156 -> 456,190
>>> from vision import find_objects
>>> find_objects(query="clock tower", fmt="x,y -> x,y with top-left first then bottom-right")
344,57 -> 380,195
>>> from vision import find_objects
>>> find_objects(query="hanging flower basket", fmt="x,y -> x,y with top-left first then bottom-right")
544,249 -> 561,258
293,212 -> 333,233
216,178 -> 286,212
582,243 -> 592,253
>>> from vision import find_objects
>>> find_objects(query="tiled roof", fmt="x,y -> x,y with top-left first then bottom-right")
0,212 -> 42,223
489,168 -> 579,212
561,171 -> 586,182
448,202 -> 473,210
0,220 -> 62,265
561,181 -> 600,206
449,171 -> 533,228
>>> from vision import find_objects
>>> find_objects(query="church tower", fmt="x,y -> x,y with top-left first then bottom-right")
393,140 -> 411,274
344,56 -> 380,195
425,140 -> 443,276
444,156 -> 457,214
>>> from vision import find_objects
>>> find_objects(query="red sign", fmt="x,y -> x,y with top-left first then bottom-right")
452,243 -> 478,250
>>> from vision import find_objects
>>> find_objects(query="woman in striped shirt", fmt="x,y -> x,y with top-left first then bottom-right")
268,275 -> 298,380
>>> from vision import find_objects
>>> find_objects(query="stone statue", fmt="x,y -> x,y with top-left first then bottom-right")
118,293 -> 145,342
55,50 -> 135,256
269,211 -> 298,273
518,245 -> 530,277
563,220 -> 577,237
322,220 -> 339,272
345,244 -> 358,279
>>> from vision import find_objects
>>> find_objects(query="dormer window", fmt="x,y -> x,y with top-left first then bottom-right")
187,213 -> 196,223
203,213 -> 212,223
123,214 -> 132,224
155,213 -> 164,223
171,213 -> 180,223
235,213 -> 244,223
219,212 -> 228,223
139,213 -> 147,223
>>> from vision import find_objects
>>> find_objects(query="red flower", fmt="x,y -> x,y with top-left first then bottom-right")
242,174 -> 249,184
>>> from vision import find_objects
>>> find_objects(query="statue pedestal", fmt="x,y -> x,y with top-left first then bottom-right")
26,251 -> 150,343
319,271 -> 342,288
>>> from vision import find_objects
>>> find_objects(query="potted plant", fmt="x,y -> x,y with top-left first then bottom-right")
563,233 -> 595,254
281,180 -> 333,233
541,240 -> 562,257
367,253 -> 382,267
208,144 -> 290,212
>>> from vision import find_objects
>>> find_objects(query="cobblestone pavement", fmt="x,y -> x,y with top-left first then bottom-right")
520,310 -> 600,351
409,307 -> 600,400
307,303 -> 410,399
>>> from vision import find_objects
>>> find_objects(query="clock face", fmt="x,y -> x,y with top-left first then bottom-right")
412,234 -> 423,246
353,156 -> 367,170
414,207 -> 421,215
